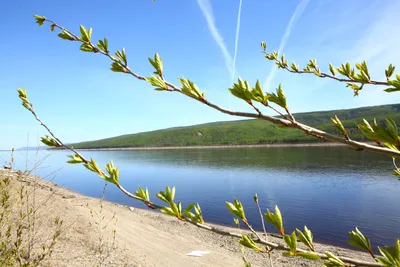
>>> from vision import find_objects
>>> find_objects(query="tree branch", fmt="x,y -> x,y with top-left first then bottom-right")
20,90 -> 383,267
39,19 -> 400,158
25,17 -> 398,266
264,53 -> 390,87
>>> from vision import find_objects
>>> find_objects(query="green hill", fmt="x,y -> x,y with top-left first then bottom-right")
70,104 -> 400,149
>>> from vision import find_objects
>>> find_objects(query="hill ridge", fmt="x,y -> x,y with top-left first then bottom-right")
70,103 -> 400,149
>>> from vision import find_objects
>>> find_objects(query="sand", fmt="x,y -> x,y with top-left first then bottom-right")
0,169 -> 376,267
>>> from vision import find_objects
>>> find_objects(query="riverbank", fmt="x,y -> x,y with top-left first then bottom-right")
0,169 -> 375,267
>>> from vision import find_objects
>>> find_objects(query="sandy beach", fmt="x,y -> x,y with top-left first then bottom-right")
1,169 -> 376,267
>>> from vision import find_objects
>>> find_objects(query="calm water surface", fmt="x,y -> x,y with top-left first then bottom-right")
1,147 -> 399,249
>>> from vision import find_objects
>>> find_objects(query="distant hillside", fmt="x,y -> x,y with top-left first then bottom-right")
70,104 -> 400,149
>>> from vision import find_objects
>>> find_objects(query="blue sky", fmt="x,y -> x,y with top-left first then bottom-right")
1,0 -> 400,150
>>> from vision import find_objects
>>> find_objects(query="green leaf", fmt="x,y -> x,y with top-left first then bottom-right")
291,62 -> 299,72
384,87 -> 400,93
234,199 -> 246,220
238,235 -> 264,252
170,201 -> 180,218
260,41 -> 267,51
297,252 -> 320,260
17,88 -> 27,99
376,239 -> 400,266
323,252 -> 346,267
17,88 -> 33,111
388,80 -> 400,88
268,84 -> 287,109
296,226 -> 315,251
110,62 -> 127,73
41,136 -> 61,147
79,25 -> 91,42
385,64 -> 395,79
34,15 -> 46,26
251,80 -> 268,105
58,30 -> 75,41
386,79 -> 400,93
355,61 -> 370,80
179,78 -> 204,99
148,53 -> 163,76
189,203 -> 204,224
115,49 -> 128,65
135,186 -> 150,201
354,70 -> 370,83
97,38 -> 109,53
183,203 -> 195,216
178,201 -> 182,215
156,192 -> 168,203
329,63 -> 336,76
264,205 -> 284,235
160,207 -> 175,216
83,158 -> 101,173
170,186 -> 176,202
385,117 -> 398,141
314,68 -> 321,76
228,77 -> 253,103
226,199 -> 246,221
80,43 -> 96,53
145,76 -> 167,90
283,231 -> 297,254
280,55 -> 288,68
67,154 -> 84,164
347,227 -> 372,254
308,59 -> 317,69
331,115 -> 349,139
265,51 -> 278,61
226,201 -> 244,220
182,203 -> 204,224
358,117 -> 400,148
337,63 -> 352,78
104,161 -> 119,184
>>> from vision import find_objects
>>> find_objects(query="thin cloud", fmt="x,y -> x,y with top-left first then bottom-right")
232,0 -> 243,81
263,0 -> 309,90
197,0 -> 233,76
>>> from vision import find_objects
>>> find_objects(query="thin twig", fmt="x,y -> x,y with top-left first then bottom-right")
256,199 -> 274,267
266,105 -> 289,120
264,53 -> 390,87
393,157 -> 399,171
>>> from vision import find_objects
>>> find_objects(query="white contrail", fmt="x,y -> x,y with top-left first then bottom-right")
263,0 -> 310,90
197,0 -> 233,75
232,0 -> 243,81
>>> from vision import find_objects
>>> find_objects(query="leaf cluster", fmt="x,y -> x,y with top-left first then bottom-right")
157,186 -> 203,223
358,118 -> 400,150
226,199 -> 247,222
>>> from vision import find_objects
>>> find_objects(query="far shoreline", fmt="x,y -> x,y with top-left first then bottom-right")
62,142 -> 352,151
